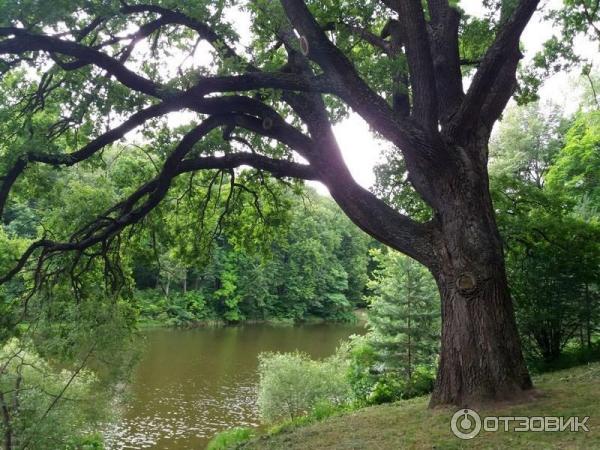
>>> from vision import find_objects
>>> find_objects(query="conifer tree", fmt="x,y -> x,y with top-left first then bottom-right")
366,249 -> 439,379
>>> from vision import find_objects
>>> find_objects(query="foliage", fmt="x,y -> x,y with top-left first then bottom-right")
527,340 -> 600,374
372,147 -> 433,222
257,349 -> 352,423
518,0 -> 600,102
489,101 -> 570,187
347,334 -> 436,406
347,249 -> 439,405
0,339 -> 112,449
0,160 -> 139,448
546,110 -> 600,212
130,189 -> 371,325
365,250 -> 439,375
491,106 -> 600,362
206,427 -> 255,450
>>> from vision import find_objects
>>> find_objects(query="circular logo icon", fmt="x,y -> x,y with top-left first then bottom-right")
451,408 -> 481,439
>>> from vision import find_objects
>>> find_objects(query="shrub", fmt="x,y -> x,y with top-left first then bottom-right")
346,334 -> 379,403
206,427 -> 255,450
0,339 -> 113,449
257,350 -> 352,422
366,365 -> 435,404
347,335 -> 436,405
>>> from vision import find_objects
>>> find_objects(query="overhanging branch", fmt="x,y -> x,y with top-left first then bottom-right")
0,116 -> 318,286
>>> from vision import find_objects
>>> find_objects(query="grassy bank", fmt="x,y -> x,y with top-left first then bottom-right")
221,362 -> 600,449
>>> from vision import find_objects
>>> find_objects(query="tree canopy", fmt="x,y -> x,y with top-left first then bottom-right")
1,0 -> 598,407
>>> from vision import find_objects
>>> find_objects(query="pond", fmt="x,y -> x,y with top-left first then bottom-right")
105,323 -> 364,449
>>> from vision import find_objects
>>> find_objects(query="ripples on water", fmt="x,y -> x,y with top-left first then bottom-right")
103,324 -> 363,449
105,382 -> 260,449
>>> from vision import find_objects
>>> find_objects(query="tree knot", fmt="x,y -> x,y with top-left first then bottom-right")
456,272 -> 477,295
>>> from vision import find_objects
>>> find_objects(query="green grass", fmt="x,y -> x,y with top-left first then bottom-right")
234,363 -> 600,449
207,427 -> 256,450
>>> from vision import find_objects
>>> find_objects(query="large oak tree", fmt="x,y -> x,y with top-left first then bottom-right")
0,0 -> 586,406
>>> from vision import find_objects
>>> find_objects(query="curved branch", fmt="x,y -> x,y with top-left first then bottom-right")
120,3 -> 246,66
339,22 -> 392,54
0,27 -> 162,97
279,0 -> 435,156
0,97 -> 185,216
0,112 -> 318,285
277,73 -> 437,267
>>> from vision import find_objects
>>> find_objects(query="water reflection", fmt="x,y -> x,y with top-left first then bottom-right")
105,323 -> 363,449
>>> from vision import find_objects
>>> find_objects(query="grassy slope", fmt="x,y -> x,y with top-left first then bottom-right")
241,363 -> 600,449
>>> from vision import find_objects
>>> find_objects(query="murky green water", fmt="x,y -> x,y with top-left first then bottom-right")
105,323 -> 363,449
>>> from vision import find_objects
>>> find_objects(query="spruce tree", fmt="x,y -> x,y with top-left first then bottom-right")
366,249 -> 440,379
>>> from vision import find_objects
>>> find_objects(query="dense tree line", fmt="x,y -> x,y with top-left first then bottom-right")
2,144 -> 373,326
132,189 -> 372,324
491,105 -> 600,365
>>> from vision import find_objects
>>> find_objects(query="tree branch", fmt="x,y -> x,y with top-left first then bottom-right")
0,112 -> 318,285
279,0 -> 433,156
275,61 -> 437,267
396,0 -> 438,130
339,22 -> 392,54
448,0 -> 540,137
0,27 -> 162,97
119,3 -> 247,66
427,0 -> 464,123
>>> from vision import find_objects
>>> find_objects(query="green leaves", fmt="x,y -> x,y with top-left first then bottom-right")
0,338 -> 113,449
491,104 -> 600,362
546,110 -> 600,211
257,350 -> 351,422
350,247 -> 439,403
489,100 -> 570,185
519,0 -> 600,102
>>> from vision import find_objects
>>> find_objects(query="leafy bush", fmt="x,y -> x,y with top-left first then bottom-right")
346,334 -> 379,403
0,339 -> 113,449
257,350 -> 352,422
206,427 -> 255,450
366,365 -> 435,404
347,335 -> 435,405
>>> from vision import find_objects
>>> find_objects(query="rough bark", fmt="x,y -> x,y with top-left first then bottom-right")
428,138 -> 532,406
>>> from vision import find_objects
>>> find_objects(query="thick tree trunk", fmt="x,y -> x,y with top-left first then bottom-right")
428,141 -> 533,407
430,259 -> 533,406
